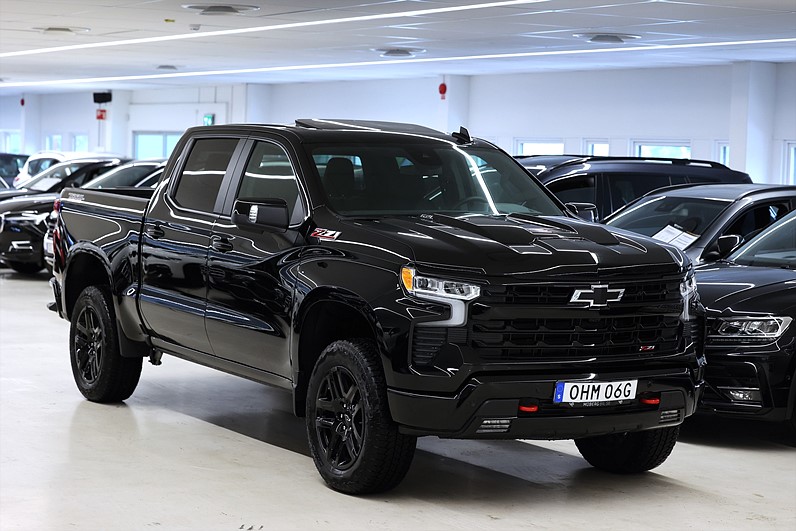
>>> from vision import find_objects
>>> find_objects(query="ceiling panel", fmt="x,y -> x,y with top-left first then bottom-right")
0,0 -> 794,95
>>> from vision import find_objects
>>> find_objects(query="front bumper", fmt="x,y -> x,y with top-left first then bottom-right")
0,217 -> 46,266
700,342 -> 795,422
388,367 -> 702,439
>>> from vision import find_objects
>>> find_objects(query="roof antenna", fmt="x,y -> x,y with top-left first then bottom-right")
452,126 -> 471,144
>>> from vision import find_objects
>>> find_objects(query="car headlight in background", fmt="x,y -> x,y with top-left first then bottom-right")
708,316 -> 792,344
679,270 -> 697,320
401,266 -> 480,326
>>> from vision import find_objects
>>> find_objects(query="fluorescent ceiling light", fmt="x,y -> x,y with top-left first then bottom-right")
2,37 -> 793,89
0,0 -> 551,59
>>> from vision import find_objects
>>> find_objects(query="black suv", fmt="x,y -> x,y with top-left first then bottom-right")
517,156 -> 752,222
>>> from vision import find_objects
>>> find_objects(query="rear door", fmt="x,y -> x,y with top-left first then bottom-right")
204,138 -> 306,378
139,135 -> 245,354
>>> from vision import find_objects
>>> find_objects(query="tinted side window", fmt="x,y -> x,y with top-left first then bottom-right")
607,173 -> 671,211
723,202 -> 791,241
546,175 -> 595,204
174,138 -> 238,212
238,141 -> 302,223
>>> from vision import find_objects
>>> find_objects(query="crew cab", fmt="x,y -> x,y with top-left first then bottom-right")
51,120 -> 704,494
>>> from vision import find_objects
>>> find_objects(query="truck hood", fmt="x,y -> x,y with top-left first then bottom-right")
341,213 -> 687,279
695,262 -> 796,314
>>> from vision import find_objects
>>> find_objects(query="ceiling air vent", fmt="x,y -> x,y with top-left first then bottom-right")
181,4 -> 260,16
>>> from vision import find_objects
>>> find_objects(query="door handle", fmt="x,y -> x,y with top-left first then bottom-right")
211,237 -> 233,253
146,225 -> 165,239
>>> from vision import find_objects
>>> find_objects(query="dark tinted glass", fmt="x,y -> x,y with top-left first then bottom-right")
547,175 -> 595,204
174,138 -> 238,212
607,173 -> 671,211
237,141 -> 302,223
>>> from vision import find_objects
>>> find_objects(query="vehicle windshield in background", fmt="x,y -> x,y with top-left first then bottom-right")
307,144 -> 563,217
730,210 -> 796,269
606,195 -> 731,248
84,164 -> 161,189
22,161 -> 92,192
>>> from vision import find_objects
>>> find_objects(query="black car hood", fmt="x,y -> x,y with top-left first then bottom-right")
0,188 -> 37,201
341,213 -> 686,279
695,262 -> 796,314
0,192 -> 58,214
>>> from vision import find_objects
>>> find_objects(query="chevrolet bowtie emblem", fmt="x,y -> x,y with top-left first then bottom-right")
570,284 -> 625,308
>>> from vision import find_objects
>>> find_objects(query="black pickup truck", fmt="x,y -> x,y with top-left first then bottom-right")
51,120 -> 704,494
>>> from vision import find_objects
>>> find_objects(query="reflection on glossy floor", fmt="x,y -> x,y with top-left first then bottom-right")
1,269 -> 794,530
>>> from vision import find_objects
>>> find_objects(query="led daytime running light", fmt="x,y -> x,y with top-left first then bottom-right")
400,266 -> 480,301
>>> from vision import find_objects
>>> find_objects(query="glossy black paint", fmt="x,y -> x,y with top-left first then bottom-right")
52,122 -> 703,440
695,263 -> 796,423
0,192 -> 57,269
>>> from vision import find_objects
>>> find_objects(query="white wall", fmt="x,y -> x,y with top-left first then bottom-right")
2,62 -> 794,182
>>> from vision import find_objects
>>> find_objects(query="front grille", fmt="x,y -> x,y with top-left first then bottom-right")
469,314 -> 681,362
479,279 -> 682,308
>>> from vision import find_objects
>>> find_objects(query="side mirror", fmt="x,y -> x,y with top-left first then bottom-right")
565,202 -> 598,223
703,234 -> 742,261
232,198 -> 289,233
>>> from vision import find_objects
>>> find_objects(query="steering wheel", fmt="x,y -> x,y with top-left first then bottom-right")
453,196 -> 490,210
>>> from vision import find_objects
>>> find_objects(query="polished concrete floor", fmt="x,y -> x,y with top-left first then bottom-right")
1,268 -> 794,530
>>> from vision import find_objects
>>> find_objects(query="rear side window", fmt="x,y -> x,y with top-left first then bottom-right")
173,138 -> 238,212
723,202 -> 791,241
607,173 -> 671,211
546,175 -> 595,204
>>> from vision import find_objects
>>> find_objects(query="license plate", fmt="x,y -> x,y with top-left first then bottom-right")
44,238 -> 53,255
553,380 -> 638,405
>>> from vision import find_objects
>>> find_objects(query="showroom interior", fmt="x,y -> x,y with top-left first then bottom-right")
1,0 -> 795,529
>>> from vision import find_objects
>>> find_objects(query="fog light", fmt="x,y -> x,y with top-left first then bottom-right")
722,387 -> 762,402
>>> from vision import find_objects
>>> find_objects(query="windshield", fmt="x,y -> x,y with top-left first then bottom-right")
730,210 -> 796,268
306,142 -> 563,217
606,195 -> 731,249
25,161 -> 91,192
85,163 -> 159,189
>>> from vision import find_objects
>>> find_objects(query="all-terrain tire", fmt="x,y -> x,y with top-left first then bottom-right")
70,286 -> 142,402
306,339 -> 417,494
575,426 -> 680,473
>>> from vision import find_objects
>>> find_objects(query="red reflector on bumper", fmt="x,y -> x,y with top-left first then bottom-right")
519,405 -> 539,413
640,397 -> 661,405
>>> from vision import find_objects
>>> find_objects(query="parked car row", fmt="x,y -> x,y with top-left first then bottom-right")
0,157 -> 163,274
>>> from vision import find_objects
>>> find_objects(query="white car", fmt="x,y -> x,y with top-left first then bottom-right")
13,151 -> 117,188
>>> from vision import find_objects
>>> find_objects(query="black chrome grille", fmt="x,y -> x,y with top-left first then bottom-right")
479,279 -> 682,307
469,315 -> 681,362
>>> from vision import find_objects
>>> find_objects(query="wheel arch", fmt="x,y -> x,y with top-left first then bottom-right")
292,289 -> 382,417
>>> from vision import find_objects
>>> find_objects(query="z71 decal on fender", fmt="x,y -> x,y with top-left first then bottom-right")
311,228 -> 342,240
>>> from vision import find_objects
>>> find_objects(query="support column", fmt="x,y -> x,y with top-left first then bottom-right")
729,62 -> 776,183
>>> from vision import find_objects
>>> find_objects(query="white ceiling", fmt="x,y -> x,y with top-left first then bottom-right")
1,0 -> 795,95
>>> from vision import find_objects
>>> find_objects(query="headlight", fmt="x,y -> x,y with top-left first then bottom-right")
400,266 -> 480,327
708,316 -> 792,344
401,267 -> 480,301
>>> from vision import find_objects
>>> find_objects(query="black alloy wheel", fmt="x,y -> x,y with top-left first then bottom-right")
314,365 -> 364,471
69,286 -> 142,402
306,339 -> 416,494
73,303 -> 104,386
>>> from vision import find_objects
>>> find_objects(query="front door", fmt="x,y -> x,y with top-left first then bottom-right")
205,139 -> 306,377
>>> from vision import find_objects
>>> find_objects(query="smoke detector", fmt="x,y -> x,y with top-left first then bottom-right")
573,33 -> 641,44
182,4 -> 260,16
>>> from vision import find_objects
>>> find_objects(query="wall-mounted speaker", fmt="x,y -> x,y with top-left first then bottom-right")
93,92 -> 112,104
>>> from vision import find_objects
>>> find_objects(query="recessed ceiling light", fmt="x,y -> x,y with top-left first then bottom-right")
573,33 -> 641,44
34,26 -> 91,35
373,48 -> 427,58
181,4 -> 260,16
